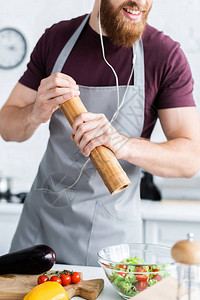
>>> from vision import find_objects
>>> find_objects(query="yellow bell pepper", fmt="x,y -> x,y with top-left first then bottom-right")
24,281 -> 68,300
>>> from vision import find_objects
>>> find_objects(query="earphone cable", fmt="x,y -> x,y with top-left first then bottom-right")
37,8 -> 136,195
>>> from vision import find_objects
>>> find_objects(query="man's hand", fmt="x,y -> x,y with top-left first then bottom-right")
31,73 -> 80,124
71,112 -> 129,158
0,73 -> 80,142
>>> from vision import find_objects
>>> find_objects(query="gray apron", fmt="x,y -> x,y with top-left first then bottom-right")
11,15 -> 145,266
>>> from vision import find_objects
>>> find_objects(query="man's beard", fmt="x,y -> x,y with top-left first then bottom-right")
99,0 -> 152,47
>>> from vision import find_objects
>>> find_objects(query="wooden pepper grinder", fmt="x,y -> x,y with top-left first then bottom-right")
60,96 -> 131,195
171,233 -> 200,300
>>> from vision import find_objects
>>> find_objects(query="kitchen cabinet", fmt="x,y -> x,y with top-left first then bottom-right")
0,203 -> 23,255
142,200 -> 200,246
144,220 -> 200,246
1,200 -> 200,256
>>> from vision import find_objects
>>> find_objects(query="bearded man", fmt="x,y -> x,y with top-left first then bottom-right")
0,0 -> 200,266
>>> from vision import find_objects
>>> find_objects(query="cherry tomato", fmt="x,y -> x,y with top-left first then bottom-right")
152,274 -> 162,282
135,281 -> 148,291
102,263 -> 111,268
117,272 -> 127,278
119,264 -> 127,270
71,272 -> 81,284
153,269 -> 160,272
50,276 -> 62,284
135,267 -> 148,282
136,274 -> 148,281
60,273 -> 71,286
136,267 -> 147,272
37,275 -> 49,285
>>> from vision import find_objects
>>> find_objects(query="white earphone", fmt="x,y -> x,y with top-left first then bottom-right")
98,0 -> 136,123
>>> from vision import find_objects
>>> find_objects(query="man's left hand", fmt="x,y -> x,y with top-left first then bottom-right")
71,112 -> 129,158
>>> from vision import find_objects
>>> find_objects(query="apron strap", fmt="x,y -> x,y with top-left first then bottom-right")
133,39 -> 145,87
51,14 -> 90,74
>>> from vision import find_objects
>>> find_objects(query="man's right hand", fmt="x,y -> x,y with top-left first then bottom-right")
0,73 -> 80,142
31,73 -> 80,124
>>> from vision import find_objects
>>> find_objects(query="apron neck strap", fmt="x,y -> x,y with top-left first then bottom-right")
51,14 -> 90,74
133,39 -> 145,87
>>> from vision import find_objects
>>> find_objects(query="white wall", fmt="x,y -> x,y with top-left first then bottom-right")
0,0 -> 200,195
148,0 -> 200,197
149,0 -> 200,142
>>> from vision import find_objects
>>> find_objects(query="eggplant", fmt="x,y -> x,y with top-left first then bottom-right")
0,244 -> 56,275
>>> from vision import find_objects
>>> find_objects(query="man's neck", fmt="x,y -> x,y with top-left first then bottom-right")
89,4 -> 107,36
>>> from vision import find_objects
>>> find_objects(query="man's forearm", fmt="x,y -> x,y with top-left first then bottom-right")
0,104 -> 40,142
121,137 -> 200,178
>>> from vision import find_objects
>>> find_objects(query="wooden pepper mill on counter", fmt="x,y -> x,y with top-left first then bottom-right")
60,96 -> 131,195
171,233 -> 200,300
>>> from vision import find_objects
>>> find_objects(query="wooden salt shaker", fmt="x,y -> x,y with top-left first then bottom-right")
171,233 -> 200,300
60,96 -> 131,195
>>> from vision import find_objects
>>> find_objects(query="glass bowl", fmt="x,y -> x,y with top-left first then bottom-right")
97,243 -> 176,299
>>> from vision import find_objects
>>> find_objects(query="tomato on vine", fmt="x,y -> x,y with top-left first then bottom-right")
50,275 -> 62,284
37,275 -> 49,285
37,269 -> 81,286
71,272 -> 81,284
60,273 -> 72,286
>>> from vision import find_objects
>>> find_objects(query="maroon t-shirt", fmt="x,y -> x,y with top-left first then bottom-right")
19,14 -> 195,138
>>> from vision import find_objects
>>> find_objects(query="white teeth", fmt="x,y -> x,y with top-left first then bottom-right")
126,9 -> 140,15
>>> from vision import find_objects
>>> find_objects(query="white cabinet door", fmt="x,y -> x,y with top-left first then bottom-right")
144,220 -> 200,247
0,205 -> 22,255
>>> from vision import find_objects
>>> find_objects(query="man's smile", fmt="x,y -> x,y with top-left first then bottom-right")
123,7 -> 142,21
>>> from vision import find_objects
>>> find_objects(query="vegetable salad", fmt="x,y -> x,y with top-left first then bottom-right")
109,256 -> 171,298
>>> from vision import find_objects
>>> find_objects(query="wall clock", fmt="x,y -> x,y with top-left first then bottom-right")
0,27 -> 27,70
